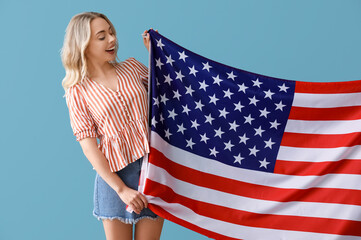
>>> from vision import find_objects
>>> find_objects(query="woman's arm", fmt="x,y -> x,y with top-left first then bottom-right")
79,137 -> 148,214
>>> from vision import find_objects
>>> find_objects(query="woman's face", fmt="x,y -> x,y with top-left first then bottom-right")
86,17 -> 116,63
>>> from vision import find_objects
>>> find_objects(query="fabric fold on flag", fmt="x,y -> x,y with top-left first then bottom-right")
139,29 -> 361,240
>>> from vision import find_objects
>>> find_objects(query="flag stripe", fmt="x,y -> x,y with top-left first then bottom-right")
146,198 -> 360,240
292,92 -> 361,108
295,80 -> 361,94
274,159 -> 361,176
281,132 -> 361,148
284,119 -> 361,134
145,180 -> 361,236
151,132 -> 361,190
288,106 -> 361,121
147,162 -> 361,221
149,147 -> 361,206
148,204 -> 242,240
277,145 -> 361,165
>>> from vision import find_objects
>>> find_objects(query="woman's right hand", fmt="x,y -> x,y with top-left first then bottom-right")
117,187 -> 148,214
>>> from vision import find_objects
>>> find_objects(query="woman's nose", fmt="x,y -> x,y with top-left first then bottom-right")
109,34 -> 116,43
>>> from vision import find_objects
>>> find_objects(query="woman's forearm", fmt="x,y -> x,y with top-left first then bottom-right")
79,137 -> 126,194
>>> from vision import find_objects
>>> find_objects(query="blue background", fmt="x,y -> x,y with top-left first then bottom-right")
1,0 -> 360,239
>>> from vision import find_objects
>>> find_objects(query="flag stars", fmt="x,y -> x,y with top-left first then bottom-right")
175,70 -> 185,81
164,74 -> 173,85
188,65 -> 198,77
195,100 -> 205,111
167,109 -> 178,120
178,51 -> 188,62
234,101 -> 244,112
191,119 -> 200,130
275,101 -> 286,111
200,133 -> 210,144
254,126 -> 265,137
205,114 -> 215,125
212,75 -> 223,86
182,105 -> 191,115
259,158 -> 270,169
259,107 -> 270,118
234,154 -> 244,165
177,123 -> 186,134
270,120 -> 281,129
263,89 -> 275,99
278,83 -> 289,92
229,121 -> 239,131
223,89 -> 233,99
214,127 -> 224,138
173,90 -> 181,100
252,78 -> 263,88
209,147 -> 219,157
160,94 -> 169,104
244,114 -> 255,125
156,38 -> 165,50
155,58 -> 164,69
224,140 -> 234,151
199,80 -> 209,91
248,146 -> 259,156
151,116 -> 158,127
219,108 -> 229,119
164,128 -> 172,140
227,71 -> 237,80
202,62 -> 212,72
186,138 -> 195,149
159,114 -> 164,123
248,96 -> 259,106
239,133 -> 249,144
185,85 -> 195,96
165,54 -> 175,66
264,138 -> 275,149
153,97 -> 160,107
238,83 -> 248,93
209,94 -> 219,105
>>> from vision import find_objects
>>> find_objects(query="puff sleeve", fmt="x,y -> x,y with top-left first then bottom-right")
129,57 -> 149,89
65,85 -> 98,141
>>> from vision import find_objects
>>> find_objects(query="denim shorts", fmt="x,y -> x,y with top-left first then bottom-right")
93,157 -> 158,224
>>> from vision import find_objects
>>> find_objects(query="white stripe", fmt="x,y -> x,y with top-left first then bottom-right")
293,92 -> 361,108
147,163 -> 361,221
151,132 -> 361,190
277,145 -> 361,162
145,197 -> 359,240
284,119 -> 361,134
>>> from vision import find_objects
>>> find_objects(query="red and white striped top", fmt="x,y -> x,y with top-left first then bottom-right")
65,57 -> 149,172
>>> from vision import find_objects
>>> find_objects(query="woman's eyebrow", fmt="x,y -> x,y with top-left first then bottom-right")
96,27 -> 112,36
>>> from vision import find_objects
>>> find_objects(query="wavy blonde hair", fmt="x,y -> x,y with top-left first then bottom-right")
61,12 -> 118,91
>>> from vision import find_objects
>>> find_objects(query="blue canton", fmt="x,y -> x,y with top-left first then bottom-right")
148,30 -> 295,173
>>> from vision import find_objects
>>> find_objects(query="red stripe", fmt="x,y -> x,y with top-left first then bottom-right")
274,159 -> 361,176
148,148 -> 361,206
148,204 -> 242,240
281,132 -> 361,148
295,80 -> 361,93
288,106 -> 361,120
145,180 -> 361,236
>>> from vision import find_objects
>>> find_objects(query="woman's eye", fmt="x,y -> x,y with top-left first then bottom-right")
99,37 -> 105,40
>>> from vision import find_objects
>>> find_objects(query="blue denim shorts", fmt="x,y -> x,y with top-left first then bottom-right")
93,157 -> 158,224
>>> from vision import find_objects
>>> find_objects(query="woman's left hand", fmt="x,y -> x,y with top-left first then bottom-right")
142,29 -> 158,52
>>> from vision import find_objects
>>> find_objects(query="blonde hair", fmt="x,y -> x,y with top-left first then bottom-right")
61,12 -> 118,91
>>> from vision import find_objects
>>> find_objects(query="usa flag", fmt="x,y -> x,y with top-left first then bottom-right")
139,29 -> 361,239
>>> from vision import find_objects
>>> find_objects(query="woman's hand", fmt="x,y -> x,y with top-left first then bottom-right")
142,28 -> 158,52
117,186 -> 148,214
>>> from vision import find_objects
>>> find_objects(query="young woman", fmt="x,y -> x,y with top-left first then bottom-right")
61,12 -> 164,240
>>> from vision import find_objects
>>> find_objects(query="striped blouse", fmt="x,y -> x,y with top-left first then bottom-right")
65,57 -> 149,172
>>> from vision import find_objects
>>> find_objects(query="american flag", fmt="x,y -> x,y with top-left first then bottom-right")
139,29 -> 361,239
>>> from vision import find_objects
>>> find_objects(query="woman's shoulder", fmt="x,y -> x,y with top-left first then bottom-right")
64,81 -> 86,100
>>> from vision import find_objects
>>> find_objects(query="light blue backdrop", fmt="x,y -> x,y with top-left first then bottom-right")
1,0 -> 360,239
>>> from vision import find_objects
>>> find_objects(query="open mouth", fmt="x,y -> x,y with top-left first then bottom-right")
106,46 -> 115,54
